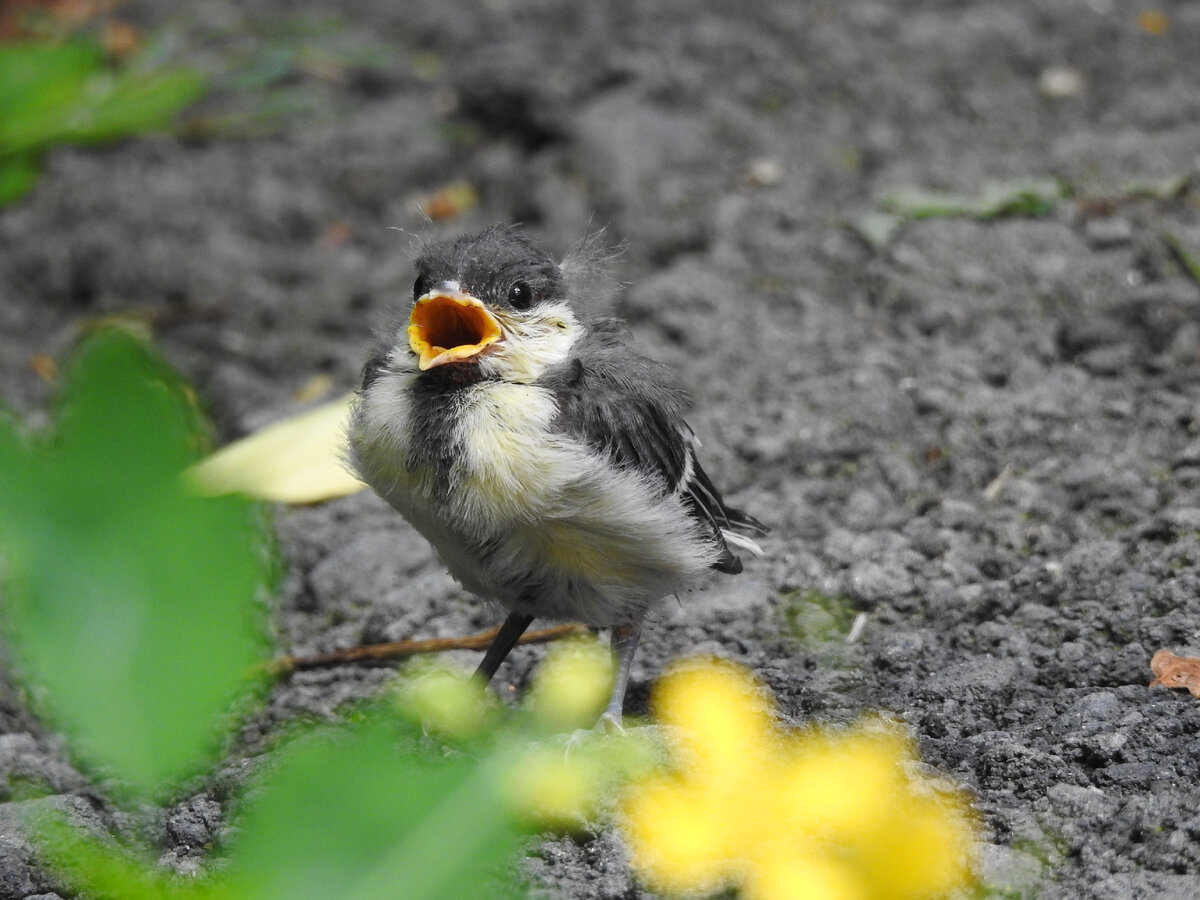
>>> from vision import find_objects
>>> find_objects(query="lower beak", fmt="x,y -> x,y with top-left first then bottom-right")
408,289 -> 502,371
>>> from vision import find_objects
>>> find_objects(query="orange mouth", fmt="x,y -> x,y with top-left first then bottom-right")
408,289 -> 502,371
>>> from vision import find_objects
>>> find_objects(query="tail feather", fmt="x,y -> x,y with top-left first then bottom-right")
725,506 -> 769,536
722,529 -> 765,558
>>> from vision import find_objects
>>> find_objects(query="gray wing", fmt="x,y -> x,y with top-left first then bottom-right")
541,319 -> 766,573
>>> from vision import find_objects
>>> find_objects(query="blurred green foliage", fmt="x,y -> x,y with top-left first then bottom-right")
0,13 -> 409,203
185,15 -> 401,138
0,330 -> 269,794
853,178 -> 1065,248
0,333 -> 977,899
218,715 -> 522,900
0,39 -> 205,204
780,589 -> 855,647
0,332 -> 537,897
880,178 -> 1064,220
35,711 -> 526,900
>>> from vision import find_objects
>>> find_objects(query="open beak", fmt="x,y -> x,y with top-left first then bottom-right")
408,287 -> 502,371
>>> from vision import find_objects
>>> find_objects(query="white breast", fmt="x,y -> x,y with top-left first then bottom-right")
348,375 -> 719,625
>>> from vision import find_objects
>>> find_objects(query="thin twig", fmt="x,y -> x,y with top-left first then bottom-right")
269,623 -> 590,678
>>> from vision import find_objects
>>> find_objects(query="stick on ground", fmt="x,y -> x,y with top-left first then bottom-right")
270,623 -> 590,677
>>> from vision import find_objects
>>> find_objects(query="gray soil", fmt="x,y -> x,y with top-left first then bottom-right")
2,1 -> 1200,897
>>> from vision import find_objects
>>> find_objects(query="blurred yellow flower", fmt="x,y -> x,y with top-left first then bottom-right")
394,661 -> 497,738
505,742 -> 610,829
503,639 -> 660,830
619,658 -> 976,899
527,635 -> 614,733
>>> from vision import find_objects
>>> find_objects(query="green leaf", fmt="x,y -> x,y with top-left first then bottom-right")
0,40 -> 205,205
0,153 -> 42,205
0,41 -> 205,152
1160,229 -> 1200,286
880,178 -> 1063,220
67,64 -> 207,145
220,716 -> 524,900
0,43 -> 97,153
28,807 -> 203,900
0,331 -> 270,795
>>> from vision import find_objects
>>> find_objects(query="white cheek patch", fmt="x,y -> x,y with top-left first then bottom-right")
482,301 -> 581,383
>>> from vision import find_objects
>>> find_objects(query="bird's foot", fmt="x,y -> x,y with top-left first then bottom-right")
561,711 -> 627,759
597,710 -> 626,736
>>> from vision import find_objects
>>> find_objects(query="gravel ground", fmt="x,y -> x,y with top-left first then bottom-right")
2,1 -> 1199,897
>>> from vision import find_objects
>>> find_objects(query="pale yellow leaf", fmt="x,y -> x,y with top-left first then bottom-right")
186,393 -> 365,504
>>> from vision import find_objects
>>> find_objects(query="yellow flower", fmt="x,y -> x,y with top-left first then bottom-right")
526,635 -> 614,733
618,658 -> 976,899
394,661 -> 497,738
503,642 -> 661,830
505,742 -> 609,829
651,657 -> 776,780
744,849 -> 867,900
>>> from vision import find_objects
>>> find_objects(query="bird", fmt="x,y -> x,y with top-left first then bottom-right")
347,224 -> 766,726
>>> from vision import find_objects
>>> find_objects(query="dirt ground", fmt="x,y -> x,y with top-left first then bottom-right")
2,0 -> 1200,897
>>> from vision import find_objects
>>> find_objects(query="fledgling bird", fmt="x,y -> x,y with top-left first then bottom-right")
347,225 -> 766,724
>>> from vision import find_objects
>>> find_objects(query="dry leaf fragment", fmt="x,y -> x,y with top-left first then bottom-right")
418,181 -> 479,221
101,20 -> 141,59
294,372 -> 334,404
1148,649 -> 1200,698
1136,9 -> 1169,36
320,220 -> 353,247
30,353 -> 58,383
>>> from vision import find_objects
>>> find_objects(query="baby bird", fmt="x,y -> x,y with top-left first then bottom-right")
347,225 -> 765,724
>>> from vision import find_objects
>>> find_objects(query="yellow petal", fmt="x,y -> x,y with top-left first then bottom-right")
620,775 -> 742,895
773,726 -> 910,841
527,635 -> 614,732
185,393 -> 364,504
743,849 -> 867,900
505,744 -> 606,829
395,662 -> 496,738
862,793 -> 976,900
652,658 -> 776,777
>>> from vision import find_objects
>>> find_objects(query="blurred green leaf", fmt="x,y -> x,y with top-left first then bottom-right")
0,40 -> 205,204
0,42 -> 96,154
33,712 -> 532,900
0,152 -> 42,205
219,715 -> 524,900
1161,229 -> 1200,286
1121,172 -> 1191,200
849,211 -> 903,250
29,807 -> 201,900
881,178 -> 1063,220
79,66 -> 206,144
0,331 -> 270,795
781,589 -> 856,646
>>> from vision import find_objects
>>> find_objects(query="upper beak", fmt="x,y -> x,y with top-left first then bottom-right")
408,287 -> 502,371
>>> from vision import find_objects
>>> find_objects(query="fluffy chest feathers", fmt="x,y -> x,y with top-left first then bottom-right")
348,372 -> 718,622
354,376 -> 578,518
445,381 -> 584,521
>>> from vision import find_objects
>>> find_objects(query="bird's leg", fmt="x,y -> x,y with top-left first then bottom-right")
473,612 -> 534,684
598,622 -> 642,732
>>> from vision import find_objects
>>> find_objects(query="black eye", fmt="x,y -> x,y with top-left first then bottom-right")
507,280 -> 533,310
413,275 -> 430,301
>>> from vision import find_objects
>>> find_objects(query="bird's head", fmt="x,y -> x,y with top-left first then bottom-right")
405,225 -> 582,383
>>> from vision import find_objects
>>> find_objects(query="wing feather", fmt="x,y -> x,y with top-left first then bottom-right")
541,322 -> 766,572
